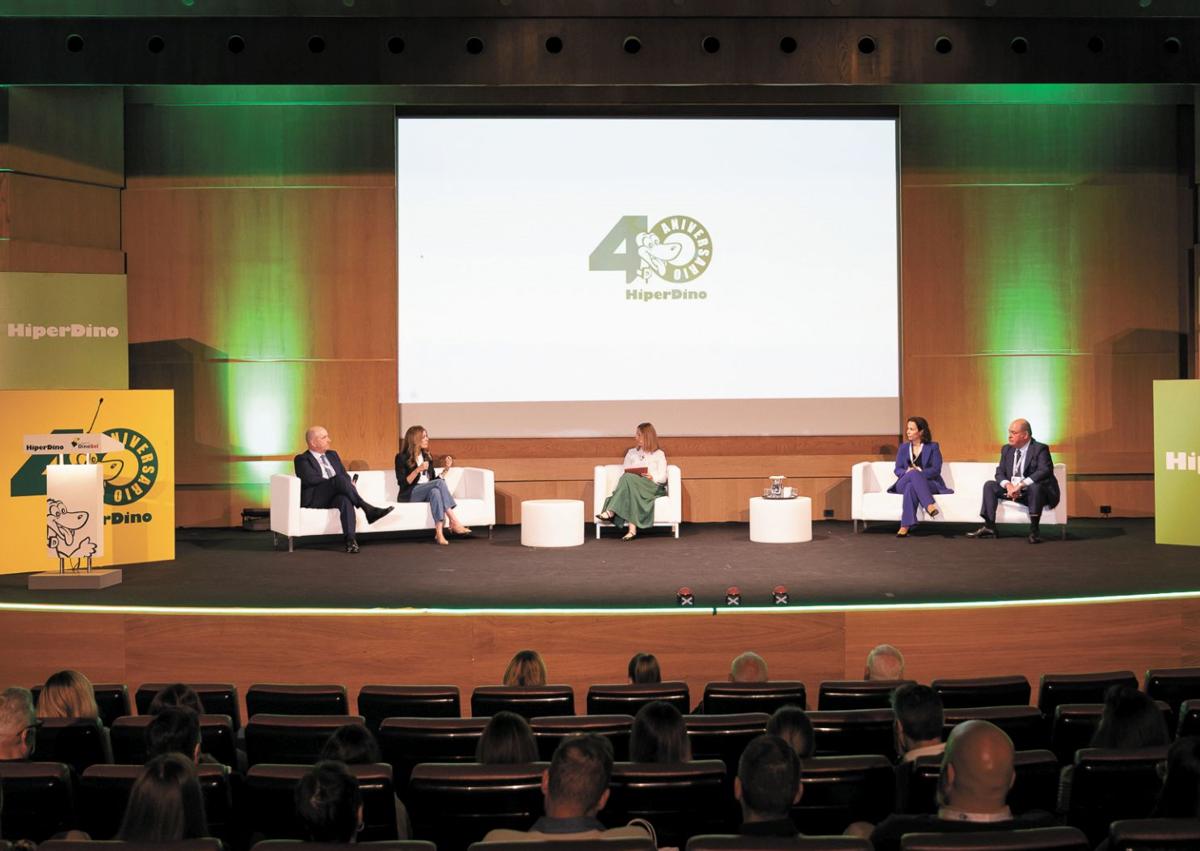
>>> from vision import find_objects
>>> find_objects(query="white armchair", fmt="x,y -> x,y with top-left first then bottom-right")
592,464 -> 682,539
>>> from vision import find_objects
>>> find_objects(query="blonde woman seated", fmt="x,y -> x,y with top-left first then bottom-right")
395,424 -> 471,546
503,649 -> 547,687
596,422 -> 668,541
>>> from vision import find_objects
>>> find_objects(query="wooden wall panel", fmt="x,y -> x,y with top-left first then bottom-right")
0,87 -> 123,188
0,173 -> 121,247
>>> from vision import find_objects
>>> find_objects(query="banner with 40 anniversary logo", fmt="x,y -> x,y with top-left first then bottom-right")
1,389 -> 174,574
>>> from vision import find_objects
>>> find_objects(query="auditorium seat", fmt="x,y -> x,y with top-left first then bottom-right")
687,838 -> 871,851
110,713 -> 238,767
80,763 -> 233,841
255,843 -> 435,851
0,761 -> 76,843
942,707 -> 1048,752
1144,667 -> 1200,728
817,679 -> 914,710
1176,698 -> 1200,737
476,839 -> 657,851
685,712 -> 770,777
1063,745 -> 1168,846
897,826 -> 1089,850
357,684 -> 461,729
32,683 -> 132,728
246,763 -> 399,841
604,759 -> 730,847
135,682 -> 242,729
470,685 -> 575,719
407,762 -> 548,851
586,682 -> 690,716
245,713 -> 365,766
808,708 -> 896,759
701,682 -> 807,715
897,750 -> 1059,816
1107,817 -> 1200,849
530,714 -> 633,760
31,716 -> 112,773
246,683 -> 349,716
1050,701 -> 1172,765
790,754 -> 894,835
1036,671 -> 1137,720
377,716 -> 489,790
41,841 -> 223,851
931,676 -> 1032,709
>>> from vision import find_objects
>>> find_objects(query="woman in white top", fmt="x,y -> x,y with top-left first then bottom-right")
596,422 -> 668,540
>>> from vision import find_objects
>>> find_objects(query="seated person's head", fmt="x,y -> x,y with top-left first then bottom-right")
729,652 -> 768,683
938,720 -> 1015,813
0,687 -> 37,761
148,683 -> 205,716
736,734 -> 801,824
630,701 -> 690,763
767,706 -> 815,759
320,722 -> 382,765
146,706 -> 201,763
36,669 -> 98,719
628,652 -> 661,684
865,644 -> 905,681
1091,684 -> 1170,749
477,710 -> 538,764
891,683 -> 944,754
543,734 -> 615,819
1155,735 -> 1200,818
295,760 -> 363,843
117,753 -> 209,841
503,650 -> 547,687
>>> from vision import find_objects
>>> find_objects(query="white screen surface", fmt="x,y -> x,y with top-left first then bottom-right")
397,117 -> 899,436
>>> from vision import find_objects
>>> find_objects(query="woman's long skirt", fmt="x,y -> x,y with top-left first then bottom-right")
603,473 -> 667,530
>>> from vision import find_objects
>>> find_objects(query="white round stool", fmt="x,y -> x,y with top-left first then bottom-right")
749,496 -> 813,543
520,499 -> 585,548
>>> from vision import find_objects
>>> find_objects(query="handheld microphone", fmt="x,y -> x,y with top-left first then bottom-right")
352,473 -> 359,484
86,397 -> 105,433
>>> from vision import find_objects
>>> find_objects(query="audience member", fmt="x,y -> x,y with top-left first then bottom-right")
482,735 -> 653,842
730,652 -> 768,683
295,760 -> 363,843
628,652 -> 662,684
320,723 -> 411,839
36,669 -> 99,718
1091,684 -> 1170,749
117,753 -> 210,841
767,706 -> 815,759
146,706 -> 201,763
860,720 -> 1055,851
476,711 -> 538,764
503,650 -> 547,687
865,644 -> 906,680
892,684 -> 945,763
1153,735 -> 1200,818
0,688 -> 37,761
148,682 -> 206,716
630,700 -> 690,763
735,734 -> 802,836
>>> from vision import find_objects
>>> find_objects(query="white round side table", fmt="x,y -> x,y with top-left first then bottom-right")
749,496 -> 813,543
520,499 -> 585,548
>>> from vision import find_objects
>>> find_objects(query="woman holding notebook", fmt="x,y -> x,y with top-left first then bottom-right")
596,421 -> 668,540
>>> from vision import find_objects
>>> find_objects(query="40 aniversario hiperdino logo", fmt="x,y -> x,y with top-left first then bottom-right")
588,214 -> 713,301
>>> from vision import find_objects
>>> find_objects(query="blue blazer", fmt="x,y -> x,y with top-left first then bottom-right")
887,442 -> 953,494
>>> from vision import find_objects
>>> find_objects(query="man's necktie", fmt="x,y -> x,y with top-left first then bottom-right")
1013,448 -> 1024,480
319,454 -> 335,479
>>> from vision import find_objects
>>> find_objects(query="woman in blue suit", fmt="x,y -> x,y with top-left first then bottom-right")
889,416 -> 953,538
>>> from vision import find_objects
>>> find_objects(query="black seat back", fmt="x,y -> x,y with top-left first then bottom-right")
1178,698 -> 1200,737
1065,746 -> 1168,846
942,707 -> 1048,752
245,713 -> 365,766
253,843 -> 436,851
685,713 -> 769,778
1051,701 -> 1172,765
530,714 -> 633,761
603,760 -> 730,848
31,683 -> 131,728
1108,817 -> 1200,850
470,686 -> 575,720
246,763 -> 399,842
30,716 -> 111,774
247,683 -> 349,716
110,713 -> 238,767
1037,671 -> 1137,720
358,685 -> 461,730
898,826 -> 1089,850
80,762 -> 233,841
407,762 -> 547,851
898,750 -> 1059,816
702,682 -> 807,715
817,680 -> 913,711
792,754 -> 894,835
1144,668 -> 1200,729
931,676 -> 1032,709
136,682 -> 242,729
0,761 -> 76,843
586,682 -> 690,716
808,709 -> 896,759
476,839 -> 657,851
687,838 -> 872,851
378,716 -> 489,790
41,841 -> 224,851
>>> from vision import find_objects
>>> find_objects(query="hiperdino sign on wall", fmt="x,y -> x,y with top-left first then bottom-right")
1153,380 -> 1200,547
0,272 -> 128,389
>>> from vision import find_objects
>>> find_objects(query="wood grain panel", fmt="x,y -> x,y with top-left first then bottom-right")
0,87 -> 123,187
0,612 -> 128,687
1,172 -> 121,247
0,239 -> 125,274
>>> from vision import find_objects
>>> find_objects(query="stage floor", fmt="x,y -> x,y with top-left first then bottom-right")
0,519 -> 1195,611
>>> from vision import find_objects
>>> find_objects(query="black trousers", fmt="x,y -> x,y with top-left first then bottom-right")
305,474 -> 369,540
980,480 -> 1054,526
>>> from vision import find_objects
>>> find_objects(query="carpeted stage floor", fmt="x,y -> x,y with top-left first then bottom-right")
0,519 -> 1194,610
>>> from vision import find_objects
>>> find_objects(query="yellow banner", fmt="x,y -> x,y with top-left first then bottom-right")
1,390 -> 174,574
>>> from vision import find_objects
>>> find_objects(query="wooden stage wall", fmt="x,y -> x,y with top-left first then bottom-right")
2,596 -> 1198,718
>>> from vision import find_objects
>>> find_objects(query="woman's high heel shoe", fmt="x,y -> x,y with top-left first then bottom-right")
435,536 -> 449,546
596,511 -> 615,521
621,528 -> 637,541
451,525 -> 472,535
926,504 -> 940,518
896,527 -> 910,538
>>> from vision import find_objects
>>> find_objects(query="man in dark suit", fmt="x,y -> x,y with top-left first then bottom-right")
295,425 -> 393,553
967,418 -> 1060,544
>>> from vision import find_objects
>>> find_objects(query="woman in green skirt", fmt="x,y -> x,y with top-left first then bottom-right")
596,422 -> 668,540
